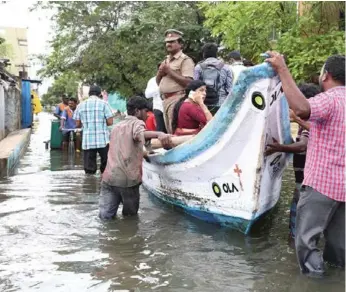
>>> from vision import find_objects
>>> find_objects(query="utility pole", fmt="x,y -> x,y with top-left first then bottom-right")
15,63 -> 30,79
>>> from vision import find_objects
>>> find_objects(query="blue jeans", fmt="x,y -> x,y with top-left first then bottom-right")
99,181 -> 140,219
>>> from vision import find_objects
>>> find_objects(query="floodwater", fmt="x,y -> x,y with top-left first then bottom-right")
0,113 -> 344,292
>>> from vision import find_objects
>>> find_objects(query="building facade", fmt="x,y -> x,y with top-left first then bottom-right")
0,26 -> 29,78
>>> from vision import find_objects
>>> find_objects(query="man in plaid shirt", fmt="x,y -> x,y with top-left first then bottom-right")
74,85 -> 113,174
266,53 -> 345,276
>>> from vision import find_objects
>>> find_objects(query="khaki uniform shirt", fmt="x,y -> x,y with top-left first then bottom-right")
159,50 -> 194,94
102,116 -> 146,187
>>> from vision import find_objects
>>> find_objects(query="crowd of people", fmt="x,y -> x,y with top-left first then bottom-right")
52,28 -> 345,278
145,29 -> 249,136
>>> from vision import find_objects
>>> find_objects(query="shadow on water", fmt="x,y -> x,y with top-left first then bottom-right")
0,113 -> 344,292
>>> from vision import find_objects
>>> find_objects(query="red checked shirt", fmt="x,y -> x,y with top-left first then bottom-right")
303,86 -> 345,202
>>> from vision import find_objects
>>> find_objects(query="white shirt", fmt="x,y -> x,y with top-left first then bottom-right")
230,62 -> 247,85
145,76 -> 163,112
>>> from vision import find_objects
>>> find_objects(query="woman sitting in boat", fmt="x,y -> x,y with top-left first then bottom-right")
172,80 -> 213,136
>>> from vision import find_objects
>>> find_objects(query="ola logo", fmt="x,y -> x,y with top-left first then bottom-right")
212,182 -> 222,197
252,92 -> 265,110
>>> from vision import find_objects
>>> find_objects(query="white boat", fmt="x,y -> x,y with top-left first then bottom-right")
142,63 -> 292,234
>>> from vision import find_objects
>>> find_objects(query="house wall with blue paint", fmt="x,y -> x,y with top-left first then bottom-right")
0,82 -> 5,141
4,82 -> 21,136
0,68 -> 31,178
0,66 -> 23,142
21,80 -> 32,129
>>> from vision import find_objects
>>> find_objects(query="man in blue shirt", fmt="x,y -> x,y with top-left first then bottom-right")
74,85 -> 113,174
60,97 -> 81,151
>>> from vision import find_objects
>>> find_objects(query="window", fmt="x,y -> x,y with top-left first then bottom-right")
17,39 -> 28,47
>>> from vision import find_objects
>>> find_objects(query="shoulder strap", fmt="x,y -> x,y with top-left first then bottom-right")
200,62 -> 224,70
200,63 -> 208,70
216,63 -> 225,70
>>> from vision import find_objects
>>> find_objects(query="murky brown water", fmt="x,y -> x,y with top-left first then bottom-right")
0,113 -> 344,292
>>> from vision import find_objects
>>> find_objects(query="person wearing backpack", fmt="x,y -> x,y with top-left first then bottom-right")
194,43 -> 233,115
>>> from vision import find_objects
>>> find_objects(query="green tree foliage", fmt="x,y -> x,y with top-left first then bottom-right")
38,1 -> 214,98
276,2 -> 345,82
201,1 -> 345,82
41,71 -> 80,107
201,2 -> 297,61
0,37 -> 13,59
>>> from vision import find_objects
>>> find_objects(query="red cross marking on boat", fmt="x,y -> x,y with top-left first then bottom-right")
234,164 -> 242,176
234,164 -> 244,191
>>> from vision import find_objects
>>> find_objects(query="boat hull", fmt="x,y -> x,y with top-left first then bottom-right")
143,183 -> 254,233
142,63 -> 292,234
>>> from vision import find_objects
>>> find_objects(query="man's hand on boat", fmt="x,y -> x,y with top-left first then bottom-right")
144,131 -> 173,150
264,51 -> 287,73
157,133 -> 173,149
265,137 -> 282,156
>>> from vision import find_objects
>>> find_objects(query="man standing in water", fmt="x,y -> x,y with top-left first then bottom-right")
54,94 -> 69,119
74,85 -> 113,174
156,29 -> 195,134
99,96 -> 172,219
60,97 -> 82,152
266,52 -> 345,276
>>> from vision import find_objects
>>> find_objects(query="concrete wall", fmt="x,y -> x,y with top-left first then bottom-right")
0,129 -> 31,177
4,83 -> 21,136
0,83 -> 5,141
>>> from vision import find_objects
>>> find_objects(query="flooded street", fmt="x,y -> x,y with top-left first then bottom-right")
0,113 -> 344,292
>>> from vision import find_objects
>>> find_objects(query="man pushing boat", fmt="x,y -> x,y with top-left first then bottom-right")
99,96 -> 172,219
265,52 -> 345,276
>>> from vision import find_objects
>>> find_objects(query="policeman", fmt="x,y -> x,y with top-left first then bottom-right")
156,29 -> 195,134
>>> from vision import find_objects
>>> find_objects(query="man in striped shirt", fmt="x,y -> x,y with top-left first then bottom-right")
74,86 -> 113,174
266,53 -> 345,276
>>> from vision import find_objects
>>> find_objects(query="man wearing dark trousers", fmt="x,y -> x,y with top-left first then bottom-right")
74,85 -> 113,174
266,53 -> 345,276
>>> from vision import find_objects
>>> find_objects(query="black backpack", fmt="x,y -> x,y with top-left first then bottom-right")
199,62 -> 224,106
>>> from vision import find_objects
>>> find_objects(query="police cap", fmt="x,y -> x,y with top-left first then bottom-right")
164,29 -> 184,42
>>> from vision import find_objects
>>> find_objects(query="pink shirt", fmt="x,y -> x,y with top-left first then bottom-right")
102,116 -> 146,187
304,86 -> 345,202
